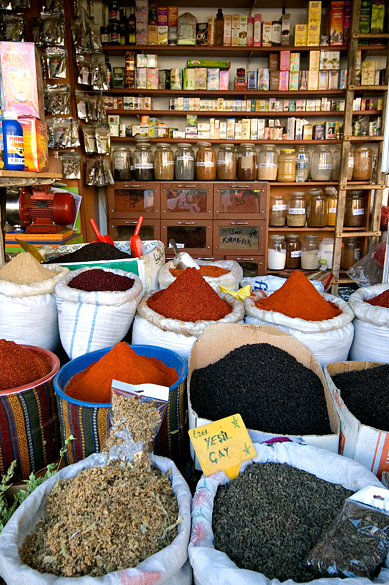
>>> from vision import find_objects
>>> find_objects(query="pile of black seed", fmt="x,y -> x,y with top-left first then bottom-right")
47,242 -> 131,263
212,462 -> 353,582
190,343 -> 331,436
332,364 -> 389,431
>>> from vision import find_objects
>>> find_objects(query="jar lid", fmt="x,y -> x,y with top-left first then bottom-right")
280,149 -> 295,153
260,144 -> 276,150
290,191 -> 305,196
197,141 -> 212,147
240,142 -> 255,147
304,234 -> 319,240
134,136 -> 150,142
112,147 -> 131,151
270,235 -> 285,241
177,143 -> 192,147
285,234 -> 300,239
220,143 -> 235,149
347,190 -> 363,196
321,238 -> 334,244
307,189 -> 323,195
156,143 -> 171,148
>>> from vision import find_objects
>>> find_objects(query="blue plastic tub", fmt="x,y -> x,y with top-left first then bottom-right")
53,345 -> 188,468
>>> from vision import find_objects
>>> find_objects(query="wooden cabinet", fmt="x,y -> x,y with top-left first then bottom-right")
161,220 -> 213,255
160,182 -> 213,219
107,183 -> 161,218
213,220 -> 266,255
108,218 -> 161,242
214,182 -> 268,219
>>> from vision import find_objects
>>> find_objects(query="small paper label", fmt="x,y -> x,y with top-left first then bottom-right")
318,163 -> 331,170
329,207 -> 337,214
353,208 -> 365,216
288,207 -> 305,214
196,161 -> 214,167
258,163 -> 277,167
272,204 -> 288,211
177,155 -> 194,161
133,163 -> 153,169
188,414 -> 256,479
290,250 -> 301,257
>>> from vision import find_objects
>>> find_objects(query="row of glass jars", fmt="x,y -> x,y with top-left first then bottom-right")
268,234 -> 361,271
112,140 -> 374,183
269,189 -> 366,228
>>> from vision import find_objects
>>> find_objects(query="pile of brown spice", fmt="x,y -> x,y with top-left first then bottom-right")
0,339 -> 51,391
0,253 -> 55,285
169,265 -> 229,278
19,460 -> 180,577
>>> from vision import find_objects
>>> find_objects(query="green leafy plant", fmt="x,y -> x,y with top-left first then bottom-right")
0,436 -> 75,533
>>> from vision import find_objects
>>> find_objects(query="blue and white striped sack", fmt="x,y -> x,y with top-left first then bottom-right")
55,267 -> 143,359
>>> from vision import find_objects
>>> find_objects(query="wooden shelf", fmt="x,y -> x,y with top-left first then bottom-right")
111,137 -> 343,144
268,226 -> 368,232
350,85 -> 388,91
0,171 -> 63,179
347,136 -> 384,141
269,181 -> 369,186
0,171 -> 63,188
104,44 -> 351,56
353,33 -> 389,39
109,109 -> 346,117
109,89 -> 346,97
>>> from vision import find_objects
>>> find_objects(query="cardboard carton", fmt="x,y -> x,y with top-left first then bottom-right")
325,361 -> 388,479
188,324 -> 339,470
19,118 -> 48,172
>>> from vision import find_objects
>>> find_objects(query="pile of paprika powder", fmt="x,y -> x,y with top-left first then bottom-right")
65,342 -> 178,403
169,265 -> 229,279
0,339 -> 51,391
365,289 -> 389,308
148,267 -> 232,322
255,271 -> 342,321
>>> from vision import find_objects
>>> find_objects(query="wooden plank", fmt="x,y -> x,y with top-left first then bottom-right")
350,85 -> 388,90
339,183 -> 386,189
353,33 -> 389,39
0,171 -> 62,179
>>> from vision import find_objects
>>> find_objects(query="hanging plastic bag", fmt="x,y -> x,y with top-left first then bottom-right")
82,124 -> 97,153
60,151 -> 81,179
347,240 -> 386,287
31,17 -> 42,45
45,0 -> 64,12
45,84 -> 71,115
45,47 -> 67,79
91,55 -> 109,90
75,54 -> 91,85
4,14 -> 24,42
85,158 -> 114,186
95,125 -> 110,154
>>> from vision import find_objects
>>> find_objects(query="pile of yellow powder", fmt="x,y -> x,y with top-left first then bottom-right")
0,253 -> 56,285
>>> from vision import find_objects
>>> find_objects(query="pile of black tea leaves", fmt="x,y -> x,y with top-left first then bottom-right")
212,462 -> 353,582
47,242 -> 131,263
190,343 -> 331,436
331,364 -> 389,432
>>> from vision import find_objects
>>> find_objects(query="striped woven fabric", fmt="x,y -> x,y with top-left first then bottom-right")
0,382 -> 60,480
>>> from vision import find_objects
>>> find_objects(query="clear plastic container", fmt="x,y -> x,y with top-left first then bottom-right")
311,145 -> 332,181
257,145 -> 278,181
112,147 -> 132,181
287,191 -> 306,227
344,190 -> 365,227
196,142 -> 216,180
301,235 -> 320,269
353,145 -> 373,181
341,237 -> 361,270
277,149 -> 295,182
132,137 -> 154,181
285,234 -> 301,269
175,143 -> 195,180
295,146 -> 310,182
217,143 -> 237,180
237,143 -> 257,181
319,237 -> 334,270
268,234 -> 286,270
269,193 -> 288,227
154,143 -> 175,180
307,188 -> 327,228
325,187 -> 338,227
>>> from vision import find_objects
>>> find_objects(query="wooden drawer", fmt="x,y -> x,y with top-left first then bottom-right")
108,219 -> 161,242
107,182 -> 161,218
161,220 -> 212,255
213,220 -> 266,255
160,182 -> 213,219
214,182 -> 268,220
225,255 -> 266,277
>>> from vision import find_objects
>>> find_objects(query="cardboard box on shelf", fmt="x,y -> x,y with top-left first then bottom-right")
19,118 -> 48,172
188,324 -> 340,471
325,361 -> 389,480
281,12 -> 290,45
307,23 -> 320,46
262,21 -> 272,46
308,1 -> 322,23
254,14 -> 262,46
294,24 -> 307,46
223,15 -> 232,45
328,0 -> 344,45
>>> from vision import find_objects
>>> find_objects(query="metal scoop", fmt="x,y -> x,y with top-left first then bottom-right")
169,239 -> 200,270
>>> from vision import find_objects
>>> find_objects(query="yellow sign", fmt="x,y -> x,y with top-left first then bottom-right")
188,414 -> 256,479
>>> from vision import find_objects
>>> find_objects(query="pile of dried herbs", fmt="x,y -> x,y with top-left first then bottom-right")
212,462 -> 353,583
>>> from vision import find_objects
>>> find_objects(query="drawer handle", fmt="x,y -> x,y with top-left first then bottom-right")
177,184 -> 197,188
232,185 -> 250,188
125,221 -> 137,225
230,222 -> 249,225
176,221 -> 196,225
125,184 -> 142,188
237,257 -> 255,261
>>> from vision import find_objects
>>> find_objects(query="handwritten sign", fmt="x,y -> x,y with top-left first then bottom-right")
188,414 -> 256,479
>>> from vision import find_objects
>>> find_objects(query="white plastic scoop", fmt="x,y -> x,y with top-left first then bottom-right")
169,239 -> 200,271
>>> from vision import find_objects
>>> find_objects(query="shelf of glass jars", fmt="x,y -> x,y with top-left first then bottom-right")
110,138 -> 343,144
268,226 -> 368,232
108,110 -> 382,117
108,89 -> 346,96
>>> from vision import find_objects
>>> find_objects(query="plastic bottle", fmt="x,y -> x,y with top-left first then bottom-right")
296,153 -> 306,182
3,112 -> 24,171
215,9 -> 224,46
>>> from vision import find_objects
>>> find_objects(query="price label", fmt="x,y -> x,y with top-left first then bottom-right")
188,414 -> 256,479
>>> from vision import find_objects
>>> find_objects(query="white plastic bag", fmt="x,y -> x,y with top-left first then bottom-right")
0,264 -> 69,351
189,441 -> 386,585
244,293 -> 354,367
241,275 -> 325,294
55,267 -> 143,359
132,315 -> 197,363
137,291 -> 245,338
0,452 -> 192,585
158,260 -> 243,292
348,284 -> 389,362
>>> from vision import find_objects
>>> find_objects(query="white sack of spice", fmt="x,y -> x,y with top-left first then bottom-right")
102,380 -> 169,468
0,452 -> 192,584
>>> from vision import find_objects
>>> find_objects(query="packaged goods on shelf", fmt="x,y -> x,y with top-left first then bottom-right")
19,118 -> 48,172
295,24 -> 307,46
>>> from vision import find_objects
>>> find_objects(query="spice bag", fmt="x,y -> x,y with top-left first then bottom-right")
241,275 -> 325,294
55,267 -> 143,359
189,441 -> 388,585
158,260 -> 243,292
0,452 -> 192,585
245,293 -> 354,367
0,264 -> 69,352
348,284 -> 389,362
133,292 -> 245,362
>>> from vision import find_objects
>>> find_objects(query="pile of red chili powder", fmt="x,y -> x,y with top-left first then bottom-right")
365,289 -> 389,308
65,342 -> 178,403
148,266 -> 232,322
169,265 -> 229,278
0,339 -> 51,391
255,271 -> 342,321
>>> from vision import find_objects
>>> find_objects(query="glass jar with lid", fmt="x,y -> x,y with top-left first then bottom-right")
277,149 -> 295,182
307,188 -> 327,227
325,187 -> 338,227
341,237 -> 361,270
269,193 -> 288,227
237,143 -> 257,180
268,235 -> 286,270
353,145 -> 373,181
175,143 -> 195,180
257,145 -> 278,181
196,142 -> 216,180
319,237 -> 334,269
285,234 -> 301,269
112,147 -> 132,181
344,190 -> 365,227
217,143 -> 237,180
331,146 -> 341,181
154,143 -> 175,180
295,146 -> 310,182
311,145 -> 332,181
287,192 -> 306,227
301,235 -> 320,269
132,136 -> 154,181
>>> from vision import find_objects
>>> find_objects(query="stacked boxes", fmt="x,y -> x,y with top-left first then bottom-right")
135,0 -> 148,46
